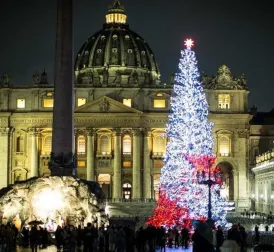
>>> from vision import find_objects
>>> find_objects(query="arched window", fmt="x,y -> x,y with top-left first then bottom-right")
100,135 -> 110,154
153,135 -> 166,154
77,135 -> 86,154
123,135 -> 132,154
44,136 -> 52,154
16,136 -> 24,152
219,135 -> 230,156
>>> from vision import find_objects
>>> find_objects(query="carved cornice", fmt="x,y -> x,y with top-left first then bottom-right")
237,129 -> 249,139
113,128 -> 122,136
10,117 -> 169,127
0,127 -> 10,136
86,128 -> 96,136
144,128 -> 152,137
132,128 -> 143,136
28,127 -> 39,136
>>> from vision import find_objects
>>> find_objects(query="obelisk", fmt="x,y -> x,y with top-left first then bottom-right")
49,0 -> 75,176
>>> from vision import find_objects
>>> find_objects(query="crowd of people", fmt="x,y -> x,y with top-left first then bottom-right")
0,220 -> 270,252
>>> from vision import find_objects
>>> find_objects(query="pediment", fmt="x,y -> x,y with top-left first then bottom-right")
75,96 -> 143,114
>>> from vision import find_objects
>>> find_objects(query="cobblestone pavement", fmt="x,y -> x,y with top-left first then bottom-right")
16,245 -> 253,251
16,245 -> 193,251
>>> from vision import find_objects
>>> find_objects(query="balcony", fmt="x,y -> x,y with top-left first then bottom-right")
96,152 -> 112,159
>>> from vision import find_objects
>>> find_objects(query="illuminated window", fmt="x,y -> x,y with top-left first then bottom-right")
17,99 -> 25,108
100,135 -> 110,154
123,99 -> 132,107
123,135 -> 132,154
218,94 -> 230,109
77,98 -> 86,107
153,174 -> 161,200
43,99 -> 54,108
219,136 -> 230,156
156,93 -> 163,97
154,160 -> 164,169
153,99 -> 166,108
123,183 -> 132,199
77,161 -> 86,167
98,174 -> 111,185
16,136 -> 24,152
44,136 -> 52,154
153,135 -> 166,154
123,161 -> 131,168
77,135 -> 86,154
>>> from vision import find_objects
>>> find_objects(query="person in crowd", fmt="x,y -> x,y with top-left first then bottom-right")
55,225 -> 64,251
181,226 -> 189,249
108,226 -> 116,252
29,225 -> 39,252
98,226 -> 105,252
192,221 -> 214,252
167,228 -> 173,248
115,226 -> 126,252
22,226 -> 29,247
83,222 -> 98,252
67,225 -> 77,252
76,225 -> 83,251
255,225 -> 260,245
216,225 -> 224,252
174,228 -> 179,248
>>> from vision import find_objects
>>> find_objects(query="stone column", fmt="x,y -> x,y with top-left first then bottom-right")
143,129 -> 152,199
0,128 -> 10,188
133,128 -> 142,199
86,128 -> 95,181
113,129 -> 122,199
236,129 -> 249,210
29,128 -> 39,177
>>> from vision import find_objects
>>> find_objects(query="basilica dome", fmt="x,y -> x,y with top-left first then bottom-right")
75,0 -> 161,87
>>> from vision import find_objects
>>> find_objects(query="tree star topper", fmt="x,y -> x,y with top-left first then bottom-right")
184,38 -> 194,49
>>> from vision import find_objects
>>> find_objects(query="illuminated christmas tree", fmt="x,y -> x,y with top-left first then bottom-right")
147,39 -> 228,227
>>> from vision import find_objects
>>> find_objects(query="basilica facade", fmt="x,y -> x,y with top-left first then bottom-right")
0,0 -> 273,212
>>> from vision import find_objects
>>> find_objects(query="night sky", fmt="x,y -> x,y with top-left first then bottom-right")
0,0 -> 273,111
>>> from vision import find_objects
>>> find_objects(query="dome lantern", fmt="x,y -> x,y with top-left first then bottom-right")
105,0 -> 127,24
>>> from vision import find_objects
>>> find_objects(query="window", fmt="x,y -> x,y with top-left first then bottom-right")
43,99 -> 54,108
219,136 -> 230,156
100,135 -> 110,154
123,135 -> 132,154
154,160 -> 164,169
77,135 -> 86,154
123,161 -> 131,168
153,99 -> 166,108
16,136 -> 24,152
17,99 -> 25,108
44,136 -> 52,154
218,94 -> 230,109
77,98 -> 86,107
156,93 -> 163,97
153,135 -> 166,154
123,99 -> 132,107
123,183 -> 132,199
77,161 -> 86,167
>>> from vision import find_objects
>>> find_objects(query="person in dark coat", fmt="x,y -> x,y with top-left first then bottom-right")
55,225 -> 64,251
181,227 -> 189,249
216,225 -> 224,252
83,222 -> 97,252
29,225 -> 39,252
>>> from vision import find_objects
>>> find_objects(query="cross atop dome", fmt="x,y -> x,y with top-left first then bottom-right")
106,0 -> 127,24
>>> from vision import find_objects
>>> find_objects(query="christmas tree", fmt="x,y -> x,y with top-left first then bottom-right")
147,39 -> 228,227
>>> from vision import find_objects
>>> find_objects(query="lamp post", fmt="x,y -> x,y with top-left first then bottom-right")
196,162 -> 222,220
